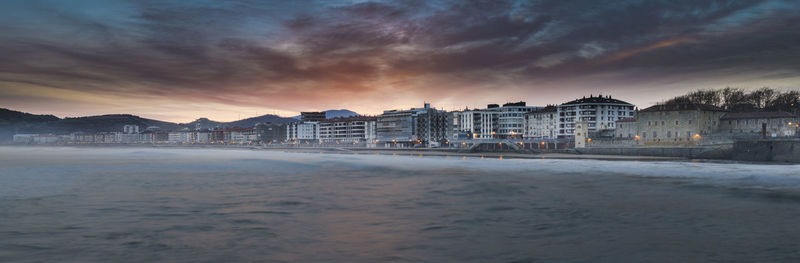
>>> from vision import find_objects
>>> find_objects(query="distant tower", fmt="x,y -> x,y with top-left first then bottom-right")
575,121 -> 588,148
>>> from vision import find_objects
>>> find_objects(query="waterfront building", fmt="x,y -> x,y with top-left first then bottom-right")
123,124 -> 139,134
496,102 -> 540,139
453,109 -> 497,139
115,132 -> 141,143
636,104 -> 726,145
524,105 -> 558,139
377,103 -> 449,147
230,127 -> 257,143
140,130 -> 168,143
614,117 -> 637,139
192,130 -> 211,143
416,109 -> 451,146
286,122 -> 319,141
557,95 -> 636,138
168,131 -> 192,143
717,112 -> 798,137
71,132 -> 95,143
319,116 -> 377,143
255,123 -> 286,143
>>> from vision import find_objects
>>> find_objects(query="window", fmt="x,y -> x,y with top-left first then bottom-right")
653,131 -> 657,138
676,120 -> 679,125
661,121 -> 665,126
667,131 -> 671,138
689,120 -> 692,124
648,121 -> 651,126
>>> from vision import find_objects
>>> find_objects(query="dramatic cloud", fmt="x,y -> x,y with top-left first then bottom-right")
0,0 -> 799,121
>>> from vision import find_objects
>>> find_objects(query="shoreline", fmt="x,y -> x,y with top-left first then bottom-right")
0,143 -> 690,162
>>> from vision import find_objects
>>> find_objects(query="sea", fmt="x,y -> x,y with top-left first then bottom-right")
1,146 -> 800,262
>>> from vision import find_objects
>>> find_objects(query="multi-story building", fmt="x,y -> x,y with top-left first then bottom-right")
123,124 -> 140,134
377,103 -> 449,147
636,104 -> 726,145
168,131 -> 192,143
319,116 -> 377,143
524,105 -> 558,139
192,130 -> 211,143
496,102 -> 540,139
416,109 -> 450,146
614,117 -> 637,139
453,109 -> 497,139
717,112 -> 798,137
557,95 -> 636,138
287,122 -> 319,141
230,128 -> 257,143
255,123 -> 286,143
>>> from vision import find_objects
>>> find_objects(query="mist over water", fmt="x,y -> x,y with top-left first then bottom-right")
1,147 -> 800,262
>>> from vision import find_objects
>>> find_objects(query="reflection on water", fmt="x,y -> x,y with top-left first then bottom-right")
1,146 -> 800,262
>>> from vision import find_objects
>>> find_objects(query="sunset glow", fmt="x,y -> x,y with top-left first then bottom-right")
1,0 -> 799,122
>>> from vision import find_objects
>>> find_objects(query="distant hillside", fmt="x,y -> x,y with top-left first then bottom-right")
182,114 -> 296,130
0,108 -> 60,123
0,108 -> 62,141
0,109 -> 182,141
291,109 -> 360,120
53,114 -> 182,133
0,108 -> 310,141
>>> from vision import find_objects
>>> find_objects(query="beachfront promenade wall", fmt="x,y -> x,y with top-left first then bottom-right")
574,145 -> 733,159
731,139 -> 800,162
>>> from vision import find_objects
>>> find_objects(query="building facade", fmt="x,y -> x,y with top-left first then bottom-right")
717,112 -> 798,137
614,117 -> 637,139
319,116 -> 377,143
557,95 -> 635,138
287,122 -> 319,141
496,102 -> 540,139
636,104 -> 727,145
255,123 -> 286,143
453,109 -> 497,139
524,105 -> 557,139
377,103 -> 449,147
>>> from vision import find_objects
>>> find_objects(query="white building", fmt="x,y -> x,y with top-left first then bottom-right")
496,102 -> 541,139
453,109 -> 497,139
123,124 -> 140,134
287,122 -> 319,141
319,116 -> 377,143
557,95 -> 635,138
168,131 -> 192,143
192,130 -> 211,143
524,105 -> 558,139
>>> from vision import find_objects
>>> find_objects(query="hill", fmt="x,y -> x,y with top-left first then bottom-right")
291,109 -> 361,120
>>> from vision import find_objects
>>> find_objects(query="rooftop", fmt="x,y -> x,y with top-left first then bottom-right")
561,95 -> 633,106
720,111 -> 797,120
616,117 -> 636,123
639,104 -> 726,112
320,116 -> 377,123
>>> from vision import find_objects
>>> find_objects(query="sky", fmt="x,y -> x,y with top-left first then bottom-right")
1,0 -> 799,122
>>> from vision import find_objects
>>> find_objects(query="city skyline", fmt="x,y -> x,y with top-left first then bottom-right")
2,0 -> 800,122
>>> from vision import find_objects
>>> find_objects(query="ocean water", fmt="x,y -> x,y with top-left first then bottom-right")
1,146 -> 800,262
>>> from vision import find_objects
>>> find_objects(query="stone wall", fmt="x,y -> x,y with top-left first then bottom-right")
574,145 -> 732,159
731,139 -> 800,163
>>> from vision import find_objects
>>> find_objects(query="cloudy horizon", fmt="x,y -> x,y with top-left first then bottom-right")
2,0 -> 800,122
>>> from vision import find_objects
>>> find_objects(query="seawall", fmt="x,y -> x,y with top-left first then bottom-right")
731,140 -> 800,163
573,145 -> 733,160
